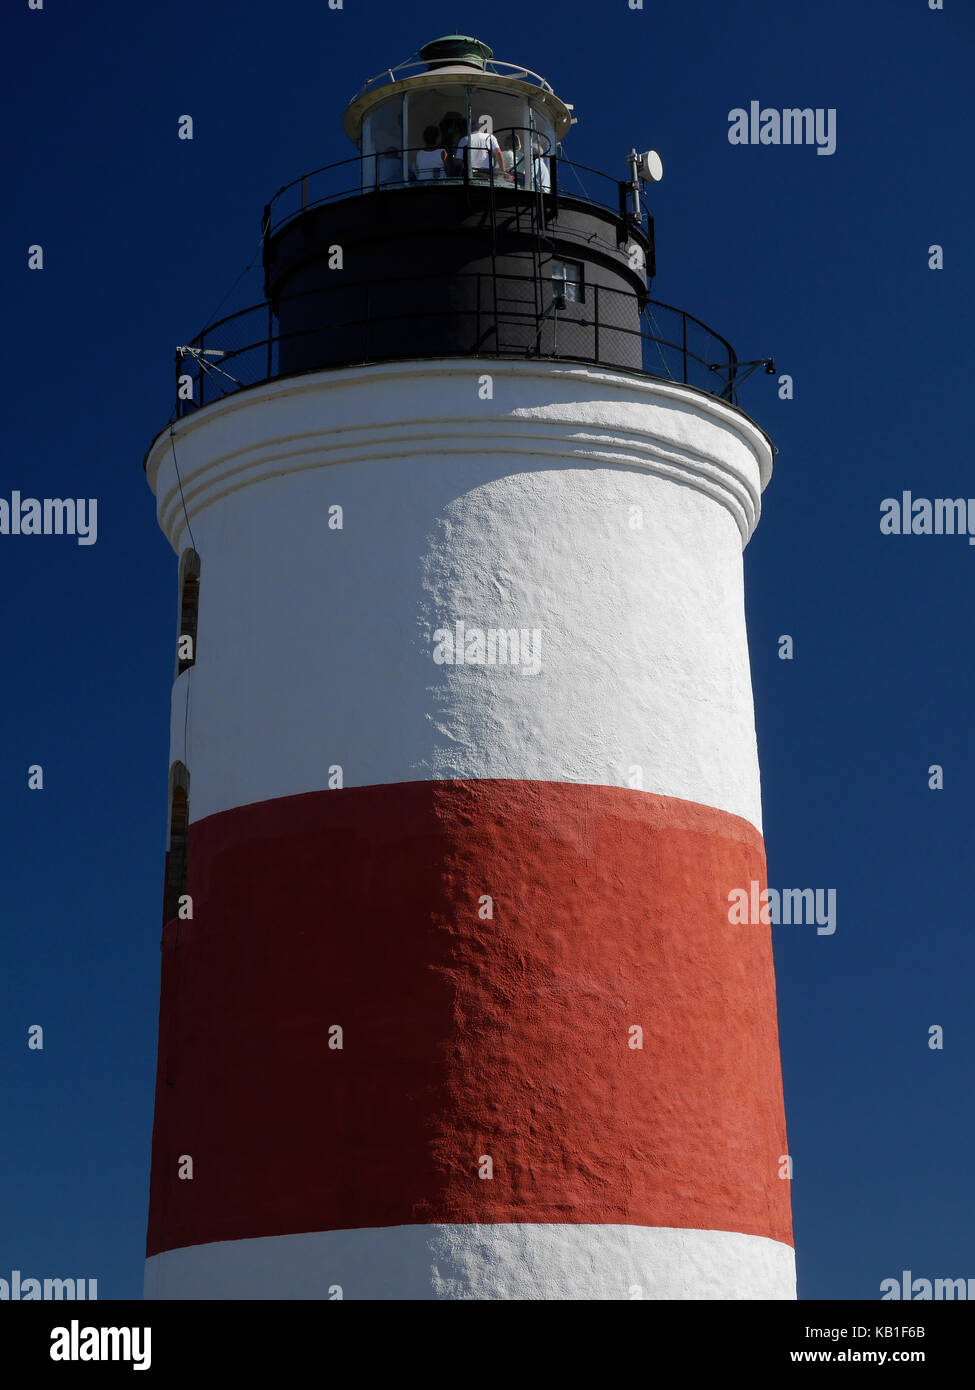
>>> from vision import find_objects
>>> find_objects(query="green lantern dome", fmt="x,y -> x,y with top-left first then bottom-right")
418,35 -> 494,71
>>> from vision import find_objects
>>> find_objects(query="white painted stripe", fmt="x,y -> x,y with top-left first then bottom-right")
145,1225 -> 796,1300
154,364 -> 768,830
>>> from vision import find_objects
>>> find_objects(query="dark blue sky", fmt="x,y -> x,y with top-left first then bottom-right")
3,0 -> 972,1300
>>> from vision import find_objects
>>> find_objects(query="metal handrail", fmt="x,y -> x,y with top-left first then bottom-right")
351,56 -> 558,103
174,272 -> 744,417
263,136 -> 623,239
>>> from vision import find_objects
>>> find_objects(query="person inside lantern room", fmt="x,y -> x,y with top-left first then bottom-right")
531,134 -> 551,192
456,125 -> 505,181
502,131 -> 525,187
412,126 -> 447,181
438,111 -> 467,176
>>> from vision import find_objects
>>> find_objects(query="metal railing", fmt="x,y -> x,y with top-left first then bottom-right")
175,272 -> 745,416
263,136 -> 627,239
351,57 -> 559,103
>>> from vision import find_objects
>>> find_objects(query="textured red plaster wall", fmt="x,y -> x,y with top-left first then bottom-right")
147,780 -> 792,1256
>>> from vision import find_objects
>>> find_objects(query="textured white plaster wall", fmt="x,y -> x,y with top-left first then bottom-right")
149,361 -> 773,829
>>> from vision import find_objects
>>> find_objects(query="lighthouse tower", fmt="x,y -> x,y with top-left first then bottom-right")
144,36 -> 795,1300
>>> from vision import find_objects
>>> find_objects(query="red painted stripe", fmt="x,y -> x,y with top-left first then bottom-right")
146,780 -> 793,1257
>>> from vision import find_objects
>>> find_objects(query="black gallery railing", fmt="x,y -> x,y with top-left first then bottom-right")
175,273 -> 745,417
263,138 -> 631,238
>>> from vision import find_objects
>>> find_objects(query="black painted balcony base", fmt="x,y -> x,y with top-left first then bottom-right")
175,271 -> 741,418
263,183 -> 649,376
274,278 -> 643,376
174,168 -> 742,417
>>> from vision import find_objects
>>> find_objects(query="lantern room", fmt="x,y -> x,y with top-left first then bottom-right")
343,34 -> 572,194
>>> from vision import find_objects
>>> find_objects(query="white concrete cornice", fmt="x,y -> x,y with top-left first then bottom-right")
146,360 -> 774,553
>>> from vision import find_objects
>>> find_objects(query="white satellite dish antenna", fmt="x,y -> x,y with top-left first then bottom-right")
637,150 -> 664,182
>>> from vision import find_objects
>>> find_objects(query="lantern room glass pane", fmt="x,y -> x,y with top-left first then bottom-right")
359,88 -> 558,191
404,86 -> 467,181
528,105 -> 555,192
361,95 -> 405,189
